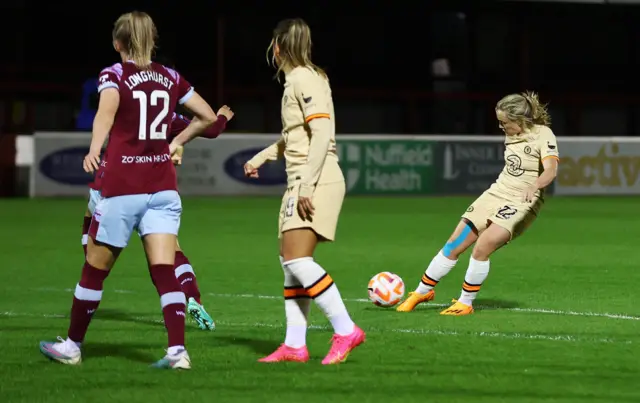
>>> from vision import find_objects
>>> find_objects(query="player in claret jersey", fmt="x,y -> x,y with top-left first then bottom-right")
39,11 -> 218,369
83,107 -> 233,331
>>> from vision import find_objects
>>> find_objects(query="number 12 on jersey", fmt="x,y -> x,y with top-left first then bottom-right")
133,90 -> 170,140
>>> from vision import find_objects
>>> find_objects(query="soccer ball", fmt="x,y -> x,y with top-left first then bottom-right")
368,272 -> 405,307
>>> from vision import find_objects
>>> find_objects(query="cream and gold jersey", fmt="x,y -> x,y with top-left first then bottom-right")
279,66 -> 343,186
489,125 -> 559,200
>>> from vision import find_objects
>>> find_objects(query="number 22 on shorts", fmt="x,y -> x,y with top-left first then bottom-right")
495,205 -> 517,220
284,197 -> 296,218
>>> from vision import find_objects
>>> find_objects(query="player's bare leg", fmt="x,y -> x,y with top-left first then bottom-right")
39,237 -> 120,365
144,233 -> 190,369
175,240 -> 215,330
397,219 -> 479,312
441,222 -> 510,316
260,228 -> 365,365
81,209 -> 92,256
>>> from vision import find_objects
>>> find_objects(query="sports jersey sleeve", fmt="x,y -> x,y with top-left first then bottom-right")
164,67 -> 194,105
539,127 -> 560,162
177,75 -> 194,105
292,74 -> 332,194
201,115 -> 227,139
168,113 -> 227,142
292,73 -> 331,123
247,137 -> 285,168
97,64 -> 123,93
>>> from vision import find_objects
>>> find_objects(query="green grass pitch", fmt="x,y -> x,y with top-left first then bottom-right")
0,196 -> 638,403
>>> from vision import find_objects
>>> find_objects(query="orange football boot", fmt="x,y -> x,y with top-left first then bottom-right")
440,299 -> 474,316
396,290 -> 435,312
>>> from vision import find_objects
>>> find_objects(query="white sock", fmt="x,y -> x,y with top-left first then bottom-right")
280,256 -> 310,348
285,257 -> 355,336
167,345 -> 185,355
458,257 -> 490,306
416,250 -> 458,294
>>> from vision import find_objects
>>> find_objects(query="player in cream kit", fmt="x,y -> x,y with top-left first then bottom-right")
397,92 -> 559,315
39,11 -> 218,369
244,18 -> 364,365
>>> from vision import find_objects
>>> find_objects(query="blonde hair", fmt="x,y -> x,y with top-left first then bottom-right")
112,11 -> 157,69
266,18 -> 326,81
496,91 -> 551,128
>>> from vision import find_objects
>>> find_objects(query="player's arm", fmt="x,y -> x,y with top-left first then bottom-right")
84,87 -> 119,173
201,106 -> 234,138
247,138 -> 285,168
166,72 -> 216,148
170,106 -> 232,140
91,67 -> 122,155
294,77 -> 331,198
189,115 -> 227,139
91,87 -> 119,154
535,130 -> 560,190
170,92 -> 217,148
535,157 -> 558,189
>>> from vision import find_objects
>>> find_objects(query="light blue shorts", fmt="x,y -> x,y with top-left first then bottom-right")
89,190 -> 182,248
87,188 -> 103,216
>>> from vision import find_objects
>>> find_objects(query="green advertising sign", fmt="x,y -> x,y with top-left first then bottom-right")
337,140 -> 438,194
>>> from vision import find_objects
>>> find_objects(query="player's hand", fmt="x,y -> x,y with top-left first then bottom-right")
171,145 -> 184,166
217,105 -> 234,121
297,196 -> 315,221
83,151 -> 101,174
244,163 -> 259,178
169,141 -> 181,157
522,185 -> 538,203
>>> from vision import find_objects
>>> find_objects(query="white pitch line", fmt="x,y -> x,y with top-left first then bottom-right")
29,287 -> 640,322
216,321 -> 628,344
1,311 -> 66,319
207,292 -> 640,321
0,311 -> 630,345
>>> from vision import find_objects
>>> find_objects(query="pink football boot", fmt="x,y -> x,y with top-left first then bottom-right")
258,344 -> 309,363
321,325 -> 366,365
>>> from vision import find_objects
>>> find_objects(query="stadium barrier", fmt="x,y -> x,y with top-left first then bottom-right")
22,132 -> 640,197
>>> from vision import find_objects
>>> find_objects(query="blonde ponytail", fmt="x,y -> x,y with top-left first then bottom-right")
113,11 -> 157,70
522,91 -> 551,127
496,91 -> 551,129
267,18 -> 326,82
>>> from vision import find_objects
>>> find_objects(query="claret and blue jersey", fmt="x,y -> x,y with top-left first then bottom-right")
96,61 -> 194,198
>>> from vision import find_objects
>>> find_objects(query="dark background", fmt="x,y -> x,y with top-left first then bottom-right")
1,0 -> 640,136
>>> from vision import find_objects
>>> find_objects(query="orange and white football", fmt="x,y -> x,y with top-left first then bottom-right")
368,272 -> 405,307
